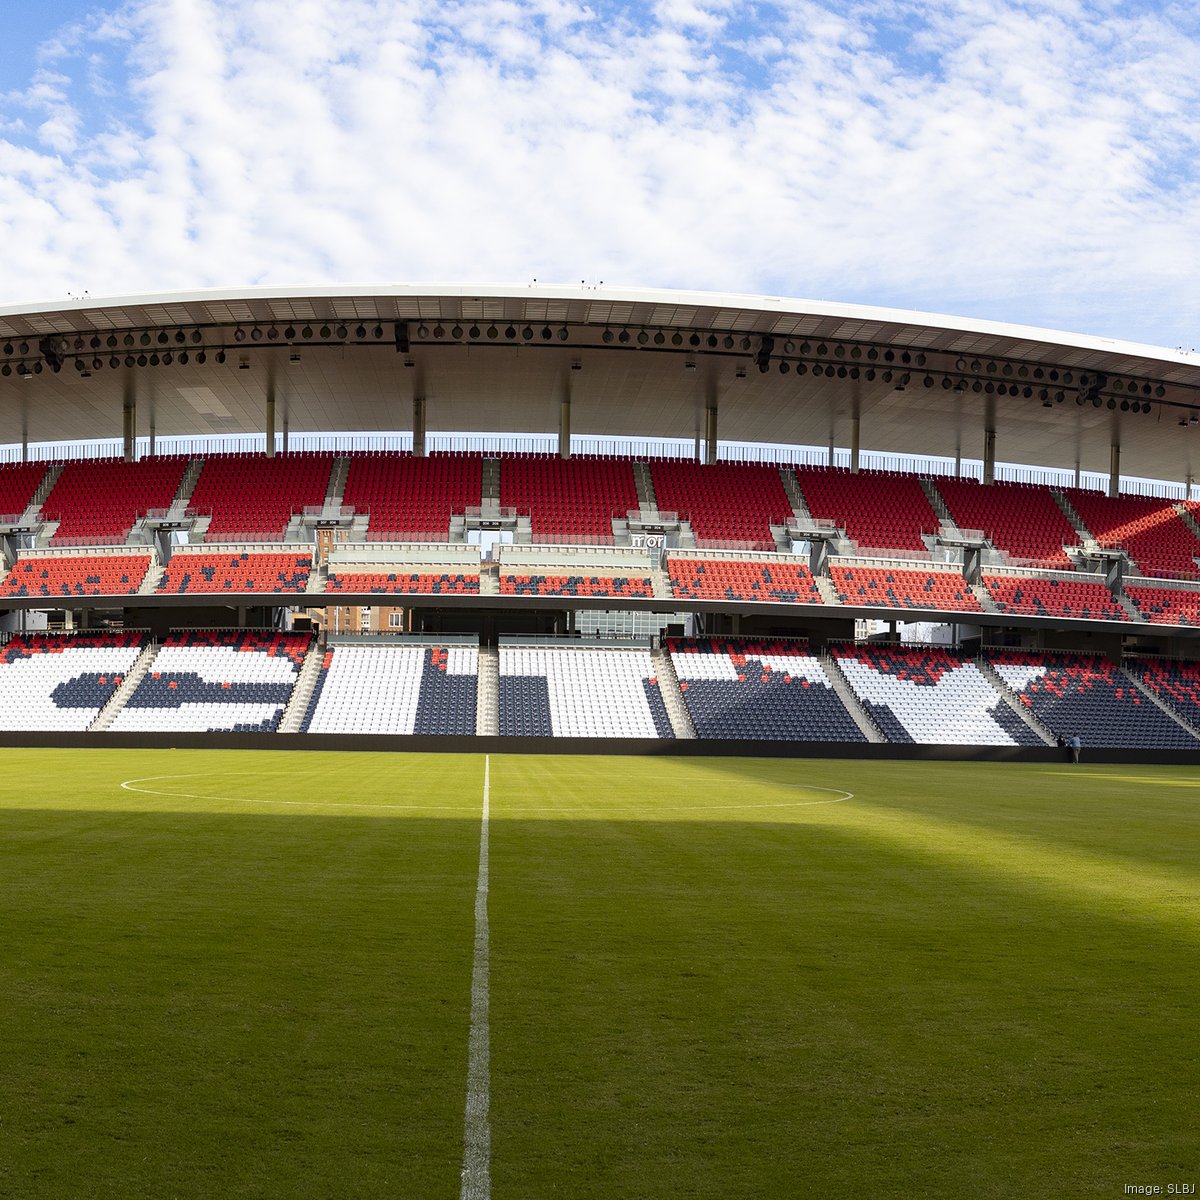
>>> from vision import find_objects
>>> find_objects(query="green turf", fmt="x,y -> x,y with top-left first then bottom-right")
1,750 -> 1198,1198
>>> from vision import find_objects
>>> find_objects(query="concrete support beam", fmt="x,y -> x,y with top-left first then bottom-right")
850,414 -> 861,474
122,382 -> 136,463
413,395 -> 427,458
558,392 -> 571,460
265,388 -> 276,459
983,428 -> 996,486
704,403 -> 718,466
1109,443 -> 1121,498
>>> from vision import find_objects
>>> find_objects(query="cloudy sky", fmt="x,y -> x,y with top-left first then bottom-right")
1,0 -> 1198,349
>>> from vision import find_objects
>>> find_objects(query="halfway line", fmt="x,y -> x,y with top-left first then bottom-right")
461,754 -> 491,1200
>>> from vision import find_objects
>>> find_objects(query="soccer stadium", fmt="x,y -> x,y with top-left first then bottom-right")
9,0 -> 1200,1193
0,282 -> 1198,1197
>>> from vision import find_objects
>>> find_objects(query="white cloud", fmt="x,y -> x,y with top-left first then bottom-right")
0,0 -> 1197,348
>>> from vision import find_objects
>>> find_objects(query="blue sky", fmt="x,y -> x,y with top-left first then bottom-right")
0,0 -> 1198,351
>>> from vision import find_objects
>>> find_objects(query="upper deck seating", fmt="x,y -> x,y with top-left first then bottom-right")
0,553 -> 152,597
648,460 -> 791,548
42,456 -> 189,544
667,557 -> 821,604
1123,584 -> 1200,626
327,571 -> 479,594
1063,488 -> 1200,579
981,574 -> 1129,621
302,643 -> 477,735
0,461 -> 51,518
500,454 -> 637,542
189,452 -> 333,541
669,637 -> 865,741
0,631 -> 145,731
498,644 -> 673,737
831,644 -> 1040,745
158,551 -> 313,593
829,565 -> 981,612
793,467 -> 938,553
110,630 -> 309,733
988,650 -> 1198,748
934,477 -> 1079,569
341,452 -> 482,539
499,573 -> 653,597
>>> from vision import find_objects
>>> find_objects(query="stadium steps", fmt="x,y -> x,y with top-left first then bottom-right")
969,582 -> 998,612
138,558 -> 166,594
919,478 -> 960,533
1052,489 -> 1092,541
819,652 -> 886,742
167,457 -> 205,518
305,560 -> 328,594
325,456 -> 350,506
1120,665 -> 1200,740
650,564 -> 673,599
632,461 -> 657,510
1115,590 -> 1143,621
676,519 -> 697,550
479,563 -> 500,596
974,658 -> 1056,744
651,646 -> 696,738
779,467 -> 813,520
21,463 -> 63,525
1178,504 -> 1200,541
34,519 -> 61,547
278,641 -> 325,733
476,644 -> 499,735
814,575 -> 840,606
191,513 -> 212,539
90,641 -> 160,732
481,458 -> 501,507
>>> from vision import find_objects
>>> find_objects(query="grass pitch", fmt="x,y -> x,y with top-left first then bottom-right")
0,750 -> 1197,1198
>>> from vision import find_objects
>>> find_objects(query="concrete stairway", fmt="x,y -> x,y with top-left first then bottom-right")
651,564 -> 673,599
815,576 -> 840,605
651,646 -> 696,738
975,658 -> 1055,744
89,642 -> 160,731
481,458 -> 501,508
479,563 -> 500,596
167,457 -> 205,518
632,461 -> 657,510
969,582 -> 997,612
138,559 -> 166,594
1052,489 -> 1091,540
278,641 -> 325,732
820,652 -> 886,743
779,466 -> 812,519
20,463 -> 62,525
476,644 -> 499,735
919,477 -> 958,531
325,456 -> 350,506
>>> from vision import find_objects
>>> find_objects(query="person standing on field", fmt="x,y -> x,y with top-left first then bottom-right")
1068,734 -> 1081,764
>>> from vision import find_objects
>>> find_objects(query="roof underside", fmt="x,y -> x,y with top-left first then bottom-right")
1,285 -> 1199,480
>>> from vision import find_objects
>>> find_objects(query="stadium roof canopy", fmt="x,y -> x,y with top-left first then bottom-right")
1,284 -> 1198,481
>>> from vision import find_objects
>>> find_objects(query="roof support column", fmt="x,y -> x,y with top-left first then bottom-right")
123,381 -> 136,463
21,410 -> 28,464
413,395 -> 427,458
265,387 -> 276,459
1109,442 -> 1120,498
983,428 -> 996,486
704,402 -> 718,466
558,390 -> 570,460
1187,473 -> 1194,503
850,414 -> 861,475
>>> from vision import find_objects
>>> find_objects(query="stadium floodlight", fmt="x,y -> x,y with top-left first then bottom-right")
602,329 -> 614,343
620,330 -> 631,344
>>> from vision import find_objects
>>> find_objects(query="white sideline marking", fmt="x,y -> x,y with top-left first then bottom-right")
118,773 -> 473,812
461,754 -> 491,1200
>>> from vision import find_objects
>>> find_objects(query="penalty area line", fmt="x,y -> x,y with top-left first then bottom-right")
461,753 -> 491,1200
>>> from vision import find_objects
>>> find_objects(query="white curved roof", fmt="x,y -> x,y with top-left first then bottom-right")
0,283 -> 1197,481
